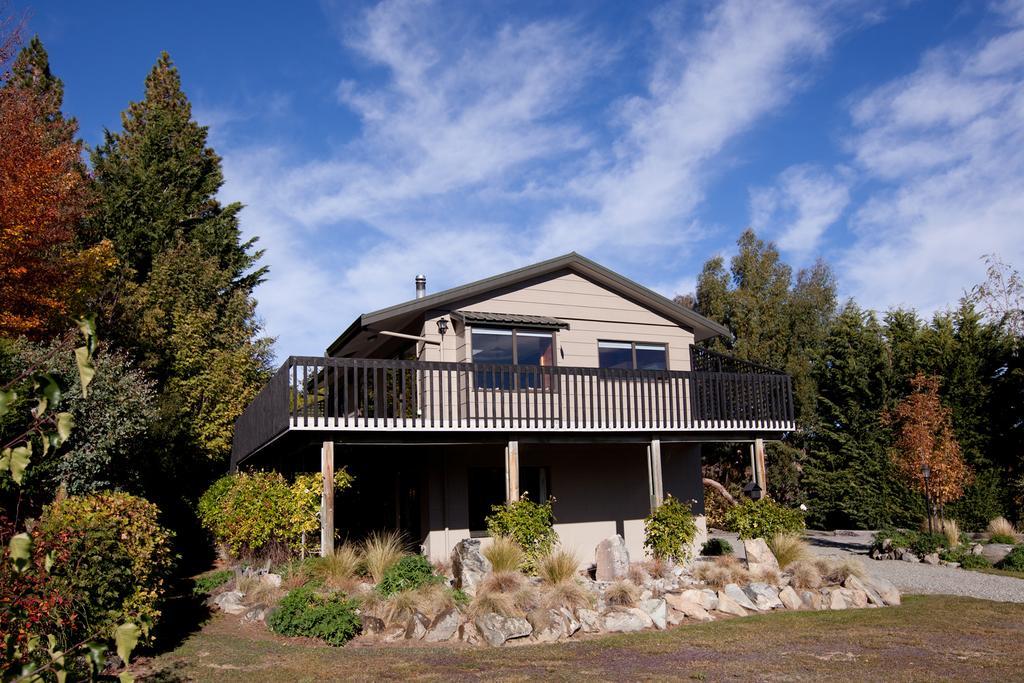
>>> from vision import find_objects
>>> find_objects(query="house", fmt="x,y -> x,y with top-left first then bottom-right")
231,253 -> 794,562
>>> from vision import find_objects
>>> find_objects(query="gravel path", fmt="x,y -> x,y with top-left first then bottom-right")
708,529 -> 1024,604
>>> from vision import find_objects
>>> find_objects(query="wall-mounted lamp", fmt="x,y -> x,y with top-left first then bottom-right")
436,318 -> 449,337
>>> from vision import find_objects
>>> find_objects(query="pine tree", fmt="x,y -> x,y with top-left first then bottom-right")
7,35 -> 76,146
90,52 -> 263,286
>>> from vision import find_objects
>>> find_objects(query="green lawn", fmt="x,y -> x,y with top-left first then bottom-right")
139,595 -> 1024,682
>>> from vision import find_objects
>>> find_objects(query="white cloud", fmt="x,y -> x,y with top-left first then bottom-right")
750,165 -> 850,255
838,6 -> 1024,313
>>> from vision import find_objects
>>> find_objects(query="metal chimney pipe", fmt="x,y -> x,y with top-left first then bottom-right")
415,274 -> 426,299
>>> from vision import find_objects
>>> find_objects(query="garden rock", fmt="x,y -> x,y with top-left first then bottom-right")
558,607 -> 581,637
242,604 -> 268,623
665,593 -> 713,621
900,551 -> 920,563
595,535 -> 630,581
847,589 -> 869,608
405,611 -> 430,640
214,590 -> 246,615
714,593 -> 748,617
722,583 -> 758,611
941,561 -> 960,568
981,544 -> 1013,565
360,615 -> 386,636
825,588 -> 853,610
578,608 -> 602,633
799,590 -> 823,610
531,611 -> 565,643
863,576 -> 900,606
383,625 -> 407,643
459,621 -> 480,645
778,585 -> 802,611
475,613 -> 533,646
743,538 -> 780,573
603,608 -> 653,633
744,583 -> 783,610
971,543 -> 985,556
844,576 -> 883,607
923,553 -> 940,565
666,608 -> 685,625
424,608 -> 461,642
698,588 -> 719,611
259,572 -> 282,588
640,598 -> 668,629
452,539 -> 492,596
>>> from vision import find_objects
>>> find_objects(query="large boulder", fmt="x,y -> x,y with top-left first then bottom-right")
530,611 -> 565,643
475,613 -> 533,646
714,593 -> 748,617
452,539 -> 492,596
861,575 -> 901,606
778,585 -> 802,611
424,608 -> 461,642
844,576 -> 883,607
799,589 -> 823,610
665,593 -> 714,621
214,590 -> 246,615
595,535 -> 630,582
722,583 -> 758,611
404,611 -> 430,639
558,607 -> 581,637
577,608 -> 602,633
603,608 -> 654,633
743,538 -> 780,574
743,583 -> 783,610
639,598 -> 669,629
981,544 -> 1014,565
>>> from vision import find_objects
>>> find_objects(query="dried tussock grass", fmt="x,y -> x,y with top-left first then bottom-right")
605,580 -> 639,608
921,516 -> 962,547
987,516 -> 1020,542
787,560 -> 822,590
362,531 -> 406,584
627,563 -> 651,586
484,536 -> 526,573
538,548 -> 580,585
694,555 -> 750,588
543,580 -> 594,612
753,567 -> 781,585
313,545 -> 362,590
468,590 -> 517,618
813,556 -> 865,585
644,557 -> 672,580
767,532 -> 810,569
381,590 -> 417,623
512,585 -> 542,614
481,570 -> 526,594
237,576 -> 284,606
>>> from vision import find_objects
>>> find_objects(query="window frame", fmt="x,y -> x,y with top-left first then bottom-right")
597,340 -> 669,371
470,325 -> 559,391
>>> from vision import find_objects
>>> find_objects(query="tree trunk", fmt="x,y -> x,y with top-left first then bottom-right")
703,478 -> 738,506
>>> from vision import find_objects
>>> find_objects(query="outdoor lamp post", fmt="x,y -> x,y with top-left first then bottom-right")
921,463 -> 933,534
436,318 -> 449,337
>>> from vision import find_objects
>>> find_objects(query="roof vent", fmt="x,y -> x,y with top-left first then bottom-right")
415,274 -> 426,299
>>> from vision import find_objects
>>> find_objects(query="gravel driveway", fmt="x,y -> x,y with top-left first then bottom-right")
709,529 -> 1024,604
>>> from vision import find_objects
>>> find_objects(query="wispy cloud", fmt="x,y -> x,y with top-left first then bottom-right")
750,165 -> 850,256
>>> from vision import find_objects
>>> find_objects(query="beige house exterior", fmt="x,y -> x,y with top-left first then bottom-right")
232,253 -> 793,563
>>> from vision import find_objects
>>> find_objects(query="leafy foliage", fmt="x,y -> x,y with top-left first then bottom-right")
198,469 -> 353,558
267,585 -> 361,646
486,495 -> 558,573
192,569 -> 233,595
723,498 -> 805,540
997,545 -> 1024,572
38,492 -> 175,637
643,495 -> 698,561
872,529 -> 947,556
701,538 -> 733,556
375,554 -> 442,596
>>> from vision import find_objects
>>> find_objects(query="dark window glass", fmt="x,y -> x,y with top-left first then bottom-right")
598,341 -> 634,369
516,332 -> 554,388
472,327 -> 556,389
635,343 -> 667,370
468,466 -> 550,533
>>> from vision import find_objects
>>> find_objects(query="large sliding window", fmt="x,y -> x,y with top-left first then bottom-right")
471,327 -> 555,389
598,340 -> 667,370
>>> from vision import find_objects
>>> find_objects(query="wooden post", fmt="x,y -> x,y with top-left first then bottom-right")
647,439 -> 664,511
754,438 -> 767,493
321,441 -> 335,558
505,440 -> 519,502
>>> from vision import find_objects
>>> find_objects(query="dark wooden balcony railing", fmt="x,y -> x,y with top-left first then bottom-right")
231,356 -> 795,463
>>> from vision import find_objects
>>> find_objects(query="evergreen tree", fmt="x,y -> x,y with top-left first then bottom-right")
6,35 -> 76,146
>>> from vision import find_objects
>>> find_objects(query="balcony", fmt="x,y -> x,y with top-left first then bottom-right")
231,348 -> 795,465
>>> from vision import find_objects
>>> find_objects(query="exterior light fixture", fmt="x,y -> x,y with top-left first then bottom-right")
743,480 -> 763,501
436,318 -> 449,337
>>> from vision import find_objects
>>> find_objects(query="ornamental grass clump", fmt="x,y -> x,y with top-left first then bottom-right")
485,495 -> 558,573
362,530 -> 406,584
767,532 -> 810,569
537,548 -> 580,585
814,556 -> 865,584
481,570 -> 526,595
921,516 -> 961,549
643,495 -> 698,562
544,580 -> 593,612
468,590 -> 516,618
787,560 -> 823,590
605,580 -> 639,608
311,545 -> 362,591
484,536 -> 526,573
987,516 -> 1020,544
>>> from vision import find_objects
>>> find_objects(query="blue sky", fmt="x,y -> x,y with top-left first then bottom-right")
17,1 -> 1024,357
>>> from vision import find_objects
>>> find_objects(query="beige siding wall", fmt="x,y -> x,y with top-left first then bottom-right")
417,270 -> 694,370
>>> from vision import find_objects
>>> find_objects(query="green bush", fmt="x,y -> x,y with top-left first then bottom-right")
988,533 -> 1017,545
193,569 -> 234,595
722,498 -> 805,540
267,585 -> 361,646
486,495 -> 557,572
997,546 -> 1024,572
644,495 -> 698,562
873,529 -> 946,556
38,492 -> 175,638
198,469 -> 353,557
939,547 -> 992,569
701,538 -> 734,556
376,555 -> 442,596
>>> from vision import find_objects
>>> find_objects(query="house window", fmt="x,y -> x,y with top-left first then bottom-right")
471,327 -> 555,388
468,466 -> 551,534
598,341 -> 667,370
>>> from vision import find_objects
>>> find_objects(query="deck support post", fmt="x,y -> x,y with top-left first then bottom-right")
754,438 -> 767,493
505,440 -> 519,503
647,439 -> 664,512
321,441 -> 335,558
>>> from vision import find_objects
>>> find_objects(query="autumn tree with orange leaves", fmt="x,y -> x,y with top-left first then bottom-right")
0,33 -> 114,338
885,374 -> 972,518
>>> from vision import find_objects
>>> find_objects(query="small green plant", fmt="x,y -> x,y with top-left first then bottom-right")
484,535 -> 526,573
997,545 -> 1024,572
873,528 -> 946,556
375,554 -> 442,596
451,588 -> 471,606
644,495 -> 698,562
193,569 -> 234,595
486,495 -> 557,572
701,538 -> 733,556
723,498 -> 805,540
268,585 -> 361,646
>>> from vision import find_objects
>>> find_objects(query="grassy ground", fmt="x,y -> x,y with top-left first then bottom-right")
974,566 -> 1024,580
138,595 -> 1024,682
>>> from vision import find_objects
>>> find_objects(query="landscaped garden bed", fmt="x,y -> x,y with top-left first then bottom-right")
870,515 -> 1024,574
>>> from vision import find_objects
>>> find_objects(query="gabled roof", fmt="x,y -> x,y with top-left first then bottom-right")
326,252 -> 730,355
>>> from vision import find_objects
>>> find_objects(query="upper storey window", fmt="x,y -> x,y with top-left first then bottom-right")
598,341 -> 667,370
471,327 -> 556,388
